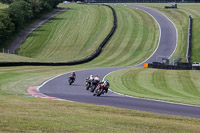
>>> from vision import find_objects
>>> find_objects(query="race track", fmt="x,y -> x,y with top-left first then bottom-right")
39,5 -> 200,119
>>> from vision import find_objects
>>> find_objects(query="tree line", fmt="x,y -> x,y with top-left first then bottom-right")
0,0 -> 63,45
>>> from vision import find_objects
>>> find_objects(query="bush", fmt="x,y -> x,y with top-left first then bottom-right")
0,10 -> 15,44
0,0 -> 63,47
8,0 -> 33,28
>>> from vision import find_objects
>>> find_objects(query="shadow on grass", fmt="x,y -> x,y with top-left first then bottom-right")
50,17 -> 67,21
34,29 -> 46,32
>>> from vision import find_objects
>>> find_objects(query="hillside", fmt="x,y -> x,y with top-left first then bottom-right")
0,3 -> 200,132
14,4 -> 113,62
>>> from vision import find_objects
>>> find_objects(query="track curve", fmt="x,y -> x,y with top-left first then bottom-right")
39,5 -> 200,119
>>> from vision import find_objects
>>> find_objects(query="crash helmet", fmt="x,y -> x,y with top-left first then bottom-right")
71,72 -> 75,76
104,80 -> 109,87
94,75 -> 100,80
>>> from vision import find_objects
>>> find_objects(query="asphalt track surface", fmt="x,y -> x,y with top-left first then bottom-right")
39,5 -> 200,119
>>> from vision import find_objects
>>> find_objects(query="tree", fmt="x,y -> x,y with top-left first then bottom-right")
0,0 -> 63,45
0,10 -> 15,45
0,0 -> 14,4
9,0 -> 33,28
27,0 -> 42,17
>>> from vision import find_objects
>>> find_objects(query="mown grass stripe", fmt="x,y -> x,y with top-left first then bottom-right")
164,70 -> 194,98
151,70 -> 191,98
109,8 -> 142,66
192,17 -> 200,62
87,5 -> 158,67
15,4 -> 112,63
106,67 -> 200,106
88,6 -> 129,66
114,8 -> 158,66
115,69 -> 167,97
178,71 -> 200,98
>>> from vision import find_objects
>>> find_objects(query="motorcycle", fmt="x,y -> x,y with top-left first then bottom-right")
85,79 -> 93,90
90,80 -> 100,92
93,81 -> 109,96
68,76 -> 75,85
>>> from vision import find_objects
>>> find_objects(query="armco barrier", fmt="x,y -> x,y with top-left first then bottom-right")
146,62 -> 200,70
0,5 -> 117,67
186,15 -> 192,63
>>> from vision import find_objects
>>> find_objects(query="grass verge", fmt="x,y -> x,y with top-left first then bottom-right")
106,67 -> 200,106
0,95 -> 200,132
86,5 -> 159,67
0,65 -> 200,131
16,4 -> 113,62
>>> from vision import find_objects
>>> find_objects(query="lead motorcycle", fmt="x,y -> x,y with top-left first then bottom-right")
93,80 -> 109,96
68,76 -> 75,85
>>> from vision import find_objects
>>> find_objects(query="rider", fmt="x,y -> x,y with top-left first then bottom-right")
104,80 -> 110,93
86,75 -> 94,84
69,72 -> 76,81
93,75 -> 100,84
101,80 -> 109,93
85,75 -> 94,90
91,75 -> 100,92
88,75 -> 94,81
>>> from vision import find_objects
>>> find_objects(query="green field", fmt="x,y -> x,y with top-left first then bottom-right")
106,67 -> 200,106
16,4 -> 113,62
0,95 -> 200,133
0,66 -> 200,132
0,3 -> 200,132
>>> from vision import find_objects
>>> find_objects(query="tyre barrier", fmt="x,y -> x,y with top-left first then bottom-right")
186,15 -> 192,63
146,62 -> 200,70
0,5 -> 117,67
164,4 -> 177,9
